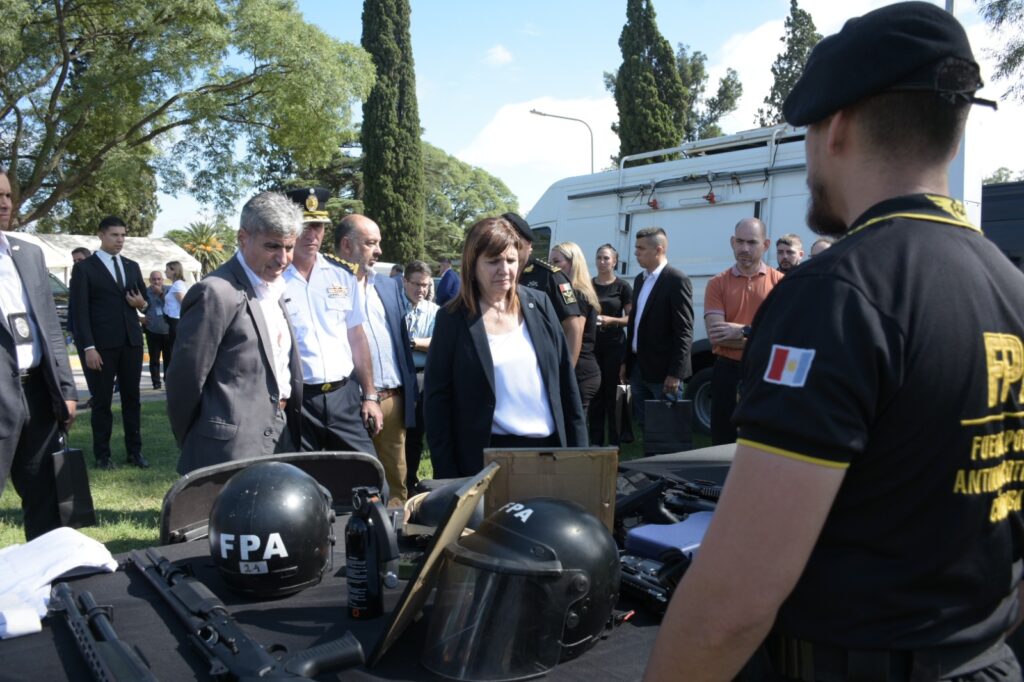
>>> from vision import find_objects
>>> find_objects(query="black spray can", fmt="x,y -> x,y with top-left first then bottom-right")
346,486 -> 398,619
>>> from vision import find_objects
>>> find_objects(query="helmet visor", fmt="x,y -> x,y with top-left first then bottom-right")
421,556 -> 579,681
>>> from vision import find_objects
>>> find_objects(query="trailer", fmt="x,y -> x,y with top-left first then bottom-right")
527,124 -> 980,433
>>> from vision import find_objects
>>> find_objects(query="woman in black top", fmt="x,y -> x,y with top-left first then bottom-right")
549,242 -> 602,420
590,244 -> 633,445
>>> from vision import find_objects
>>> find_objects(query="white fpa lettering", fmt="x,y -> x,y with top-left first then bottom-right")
219,533 -> 290,560
497,502 -> 534,523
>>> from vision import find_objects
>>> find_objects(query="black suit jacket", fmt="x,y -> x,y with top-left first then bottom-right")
424,286 -> 587,479
624,264 -> 694,382
70,252 -> 145,350
0,237 -> 77,449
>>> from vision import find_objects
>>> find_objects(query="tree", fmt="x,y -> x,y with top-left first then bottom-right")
612,0 -> 687,164
361,0 -> 425,264
165,220 -> 236,276
0,0 -> 374,228
605,44 -> 744,144
421,142 -> 518,262
756,0 -> 821,127
984,166 -> 1024,184
676,45 -> 743,141
979,0 -> 1024,100
35,145 -> 159,235
276,141 -> 517,261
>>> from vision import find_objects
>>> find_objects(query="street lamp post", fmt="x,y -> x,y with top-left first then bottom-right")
530,109 -> 595,174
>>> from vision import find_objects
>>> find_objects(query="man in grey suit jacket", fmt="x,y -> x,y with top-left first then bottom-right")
166,192 -> 303,475
0,170 -> 79,540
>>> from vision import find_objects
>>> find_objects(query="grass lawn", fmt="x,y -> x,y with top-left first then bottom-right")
0,399 -> 709,551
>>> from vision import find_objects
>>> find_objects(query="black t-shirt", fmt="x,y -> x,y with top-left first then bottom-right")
734,194 -> 1024,649
575,296 -> 601,382
593,277 -> 633,347
520,258 -> 582,322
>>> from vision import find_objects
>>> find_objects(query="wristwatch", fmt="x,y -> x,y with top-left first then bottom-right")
362,394 -> 381,403
741,325 -> 752,339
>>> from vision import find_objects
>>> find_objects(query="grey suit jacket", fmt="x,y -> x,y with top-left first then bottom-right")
0,236 -> 76,466
167,256 -> 302,474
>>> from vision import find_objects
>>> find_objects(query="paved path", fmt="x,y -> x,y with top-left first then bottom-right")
71,358 -> 166,408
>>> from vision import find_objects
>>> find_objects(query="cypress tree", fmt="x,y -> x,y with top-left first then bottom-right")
613,0 -> 687,165
361,0 -> 425,263
757,0 -> 822,127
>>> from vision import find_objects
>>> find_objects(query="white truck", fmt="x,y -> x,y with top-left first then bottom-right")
526,123 -> 980,433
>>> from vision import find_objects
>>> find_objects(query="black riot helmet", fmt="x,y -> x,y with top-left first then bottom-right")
208,462 -> 335,599
422,497 -> 620,681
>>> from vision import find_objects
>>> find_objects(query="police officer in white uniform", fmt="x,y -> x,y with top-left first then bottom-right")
282,187 -> 383,454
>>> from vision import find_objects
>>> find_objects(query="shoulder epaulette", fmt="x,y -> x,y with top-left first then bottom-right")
533,258 -> 561,273
324,253 -> 359,276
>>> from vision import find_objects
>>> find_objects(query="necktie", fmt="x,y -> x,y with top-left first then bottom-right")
113,256 -> 124,289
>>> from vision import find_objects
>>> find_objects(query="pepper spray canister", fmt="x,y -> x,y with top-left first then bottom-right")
346,486 -> 398,619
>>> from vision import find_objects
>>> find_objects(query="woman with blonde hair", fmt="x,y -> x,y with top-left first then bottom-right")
163,260 -> 188,364
549,241 -> 602,415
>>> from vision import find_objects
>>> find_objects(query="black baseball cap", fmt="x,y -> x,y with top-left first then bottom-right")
502,212 -> 534,243
783,1 -> 995,127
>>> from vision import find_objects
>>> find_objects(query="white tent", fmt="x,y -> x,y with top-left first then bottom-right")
32,234 -> 203,285
4,233 -> 73,275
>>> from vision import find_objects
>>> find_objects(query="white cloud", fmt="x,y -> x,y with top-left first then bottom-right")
456,96 -> 620,212
485,45 -> 513,67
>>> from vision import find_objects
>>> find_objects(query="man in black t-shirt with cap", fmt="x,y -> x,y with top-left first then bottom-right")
646,4 -> 1024,681
502,212 -> 584,365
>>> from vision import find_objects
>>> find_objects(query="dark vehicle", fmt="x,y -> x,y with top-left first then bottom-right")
49,273 -> 69,332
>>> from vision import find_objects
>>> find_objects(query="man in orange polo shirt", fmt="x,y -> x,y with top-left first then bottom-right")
704,217 -> 783,444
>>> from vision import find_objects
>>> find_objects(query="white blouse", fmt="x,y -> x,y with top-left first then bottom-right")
488,321 -> 555,437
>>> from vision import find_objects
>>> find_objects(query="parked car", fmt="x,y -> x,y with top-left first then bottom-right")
49,273 -> 69,332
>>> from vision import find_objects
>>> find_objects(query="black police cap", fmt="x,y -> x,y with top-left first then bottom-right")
284,187 -> 332,224
502,212 -> 534,243
783,1 -> 995,127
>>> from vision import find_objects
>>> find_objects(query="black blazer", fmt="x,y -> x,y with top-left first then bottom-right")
70,252 -> 145,350
624,264 -> 694,382
424,286 -> 587,479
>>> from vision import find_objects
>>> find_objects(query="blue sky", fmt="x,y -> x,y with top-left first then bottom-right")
153,0 -> 1019,235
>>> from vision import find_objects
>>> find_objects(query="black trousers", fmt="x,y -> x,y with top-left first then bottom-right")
711,355 -> 742,446
75,345 -> 96,398
589,335 -> 629,445
144,330 -> 170,388
299,379 -> 376,456
3,372 -> 62,540
87,344 -> 143,461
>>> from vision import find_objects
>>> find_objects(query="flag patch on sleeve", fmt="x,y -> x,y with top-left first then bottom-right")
763,344 -> 815,387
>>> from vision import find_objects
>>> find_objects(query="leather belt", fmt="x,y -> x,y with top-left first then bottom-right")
378,387 -> 403,402
19,366 -> 42,384
304,377 -> 349,394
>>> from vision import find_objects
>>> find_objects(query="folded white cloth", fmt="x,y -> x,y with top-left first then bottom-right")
0,527 -> 118,639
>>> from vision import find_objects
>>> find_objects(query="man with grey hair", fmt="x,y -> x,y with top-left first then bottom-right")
167,192 -> 304,474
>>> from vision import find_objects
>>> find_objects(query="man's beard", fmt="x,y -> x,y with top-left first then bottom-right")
778,261 -> 795,272
807,178 -> 847,237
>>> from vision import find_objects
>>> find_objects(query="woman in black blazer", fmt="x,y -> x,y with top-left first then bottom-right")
424,217 -> 587,479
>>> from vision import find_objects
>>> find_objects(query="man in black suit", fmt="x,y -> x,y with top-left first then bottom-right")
0,170 -> 79,539
622,227 -> 694,428
70,216 -> 149,469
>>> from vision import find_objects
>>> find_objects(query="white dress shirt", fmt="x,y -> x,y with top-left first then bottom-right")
236,252 -> 292,401
283,254 -> 366,384
489,321 -> 555,437
0,233 -> 42,370
93,249 -> 127,288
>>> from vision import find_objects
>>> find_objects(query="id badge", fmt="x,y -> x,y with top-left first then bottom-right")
7,312 -> 33,346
